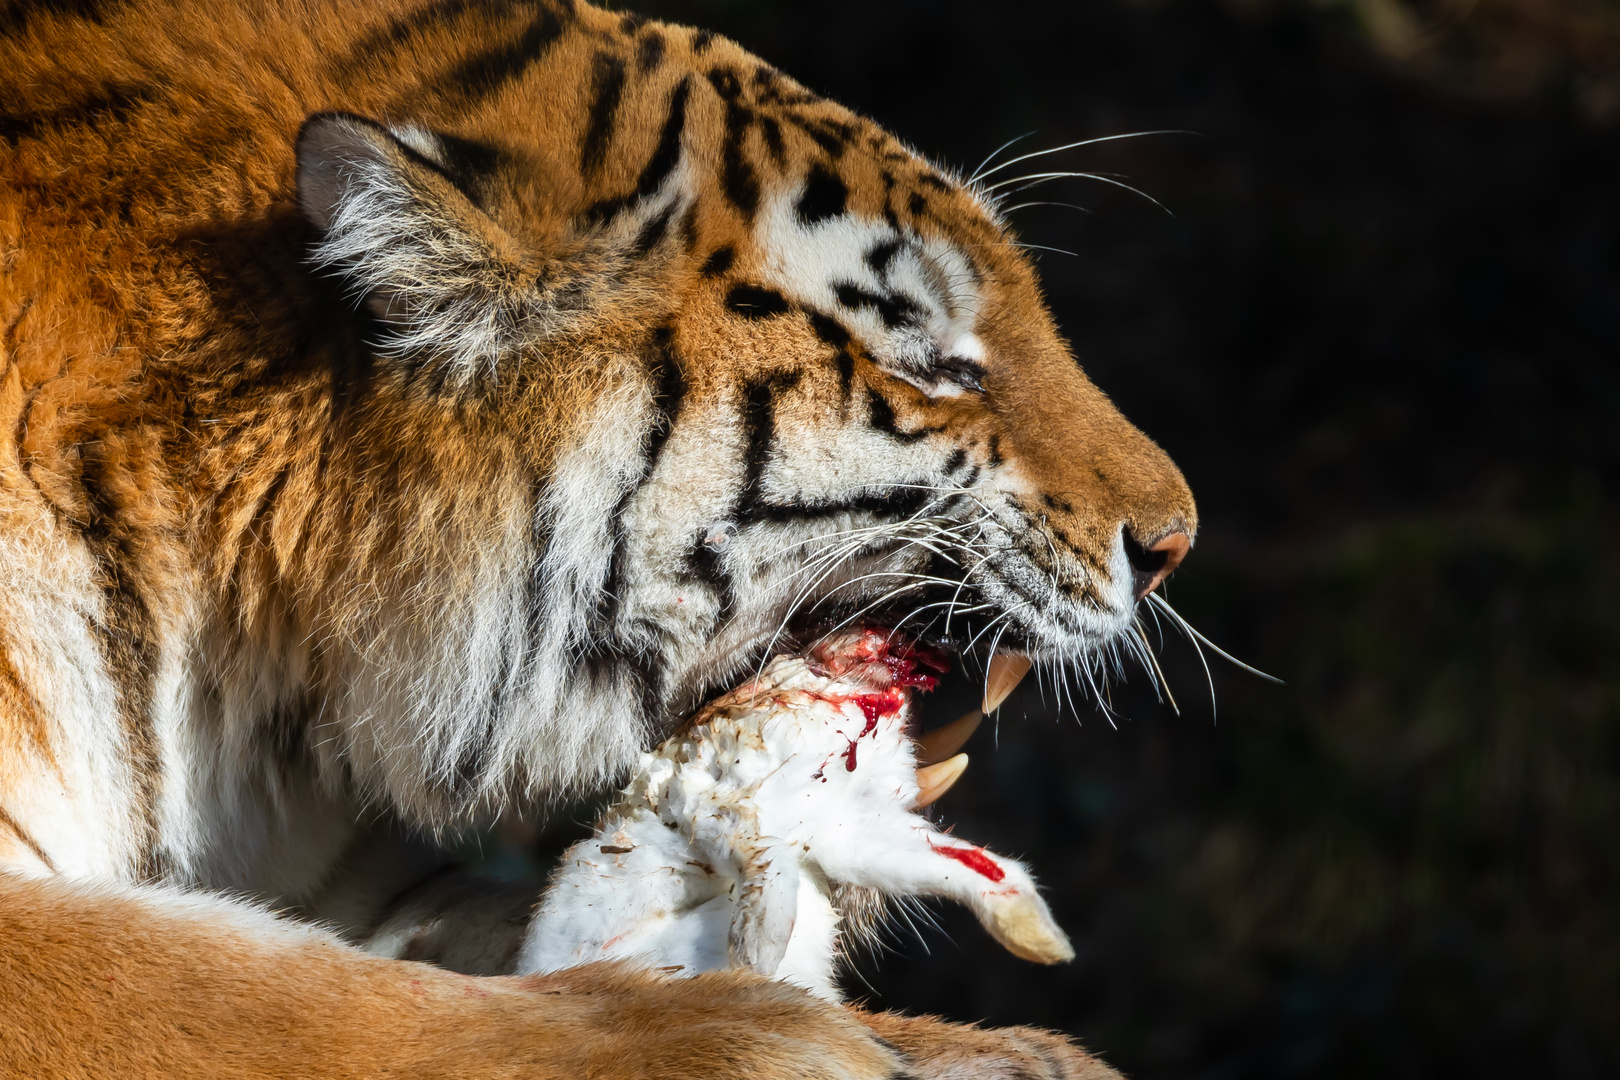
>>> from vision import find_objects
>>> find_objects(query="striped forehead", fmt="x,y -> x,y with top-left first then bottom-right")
751,182 -> 987,373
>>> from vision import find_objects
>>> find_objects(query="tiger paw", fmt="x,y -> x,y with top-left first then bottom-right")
508,964 -> 908,1080
856,1011 -> 1125,1080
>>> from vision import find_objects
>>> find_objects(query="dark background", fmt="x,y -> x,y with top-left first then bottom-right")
613,0 -> 1620,1076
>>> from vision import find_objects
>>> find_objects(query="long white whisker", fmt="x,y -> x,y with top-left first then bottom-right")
998,200 -> 1094,216
1147,593 -> 1283,684
986,171 -> 1173,215
1135,622 -> 1179,715
1145,593 -> 1218,717
974,130 -> 1198,181
967,130 -> 1036,184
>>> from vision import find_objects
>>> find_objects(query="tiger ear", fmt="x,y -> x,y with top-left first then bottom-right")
296,111 -> 544,388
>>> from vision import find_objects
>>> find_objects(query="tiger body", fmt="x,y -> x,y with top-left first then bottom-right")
0,0 -> 1193,1075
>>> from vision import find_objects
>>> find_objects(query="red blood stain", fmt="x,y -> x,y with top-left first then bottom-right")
882,650 -> 943,691
842,739 -> 859,771
931,841 -> 1007,882
851,691 -> 903,727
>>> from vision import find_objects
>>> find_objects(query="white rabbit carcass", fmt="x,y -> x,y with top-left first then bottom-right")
516,629 -> 1072,1000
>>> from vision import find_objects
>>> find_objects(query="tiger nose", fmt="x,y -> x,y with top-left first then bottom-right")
1125,529 -> 1191,600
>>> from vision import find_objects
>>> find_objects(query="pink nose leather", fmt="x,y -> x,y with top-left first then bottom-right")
1134,531 -> 1190,600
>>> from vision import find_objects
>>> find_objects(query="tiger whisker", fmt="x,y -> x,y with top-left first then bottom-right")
986,171 -> 1173,215
966,130 -> 1036,185
972,130 -> 1197,182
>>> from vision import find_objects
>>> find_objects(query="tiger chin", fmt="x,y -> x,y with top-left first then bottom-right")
0,0 -> 1192,1077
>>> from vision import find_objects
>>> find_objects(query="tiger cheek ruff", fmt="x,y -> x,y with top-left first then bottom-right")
0,1 -> 1195,1076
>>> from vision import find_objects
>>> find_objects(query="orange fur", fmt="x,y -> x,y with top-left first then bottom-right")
0,0 -> 1177,1073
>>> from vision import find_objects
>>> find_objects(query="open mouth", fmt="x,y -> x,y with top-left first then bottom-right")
786,624 -> 1035,807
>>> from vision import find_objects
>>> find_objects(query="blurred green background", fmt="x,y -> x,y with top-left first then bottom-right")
610,0 -> 1620,1075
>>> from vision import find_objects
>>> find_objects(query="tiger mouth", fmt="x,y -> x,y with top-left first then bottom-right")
786,622 -> 1035,806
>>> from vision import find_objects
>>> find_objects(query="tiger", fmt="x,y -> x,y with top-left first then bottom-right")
0,0 -> 1196,1076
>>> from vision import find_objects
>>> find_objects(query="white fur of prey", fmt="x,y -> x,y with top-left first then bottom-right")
516,629 -> 1073,1000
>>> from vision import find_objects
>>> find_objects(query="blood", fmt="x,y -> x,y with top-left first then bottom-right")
851,690 -> 903,726
930,841 -> 1007,882
881,648 -> 945,691
810,629 -> 948,692
844,690 -> 904,770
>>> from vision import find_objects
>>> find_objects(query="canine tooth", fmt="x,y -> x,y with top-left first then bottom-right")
916,709 -> 983,765
912,753 -> 969,808
983,654 -> 1032,713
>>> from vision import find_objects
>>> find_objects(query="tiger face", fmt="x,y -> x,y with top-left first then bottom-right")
285,2 -> 1193,811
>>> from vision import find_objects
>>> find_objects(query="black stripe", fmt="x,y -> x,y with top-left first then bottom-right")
751,64 -> 818,107
797,162 -> 848,225
725,284 -> 791,319
589,481 -> 641,635
618,11 -> 645,32
0,0 -> 122,35
633,206 -> 673,254
343,0 -> 487,68
865,238 -> 901,275
741,370 -> 804,498
987,434 -> 1003,467
578,75 -> 691,228
427,130 -> 505,207
701,246 -> 736,278
720,102 -> 760,218
644,326 -> 689,471
690,28 -> 715,54
834,350 -> 855,404
0,83 -> 153,146
634,76 -> 691,196
580,51 -> 628,176
780,111 -> 845,158
708,68 -> 759,218
341,0 -> 524,71
678,205 -> 700,250
866,388 -> 933,444
741,484 -> 937,526
686,534 -> 734,622
581,192 -> 631,226
760,116 -> 785,166
636,28 -> 666,71
834,282 -> 922,329
435,5 -> 569,109
519,487 -> 554,681
808,311 -> 851,348
75,452 -> 162,879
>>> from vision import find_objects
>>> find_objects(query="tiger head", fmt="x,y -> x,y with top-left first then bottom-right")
288,2 -> 1194,809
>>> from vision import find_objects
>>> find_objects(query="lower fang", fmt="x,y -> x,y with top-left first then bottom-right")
913,753 -> 969,808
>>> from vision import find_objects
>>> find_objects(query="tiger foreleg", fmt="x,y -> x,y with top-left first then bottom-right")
0,871 -> 906,1080
857,1010 -> 1126,1080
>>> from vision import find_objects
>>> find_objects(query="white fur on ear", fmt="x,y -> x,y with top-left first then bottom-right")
296,112 -> 393,233
294,112 -> 539,387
